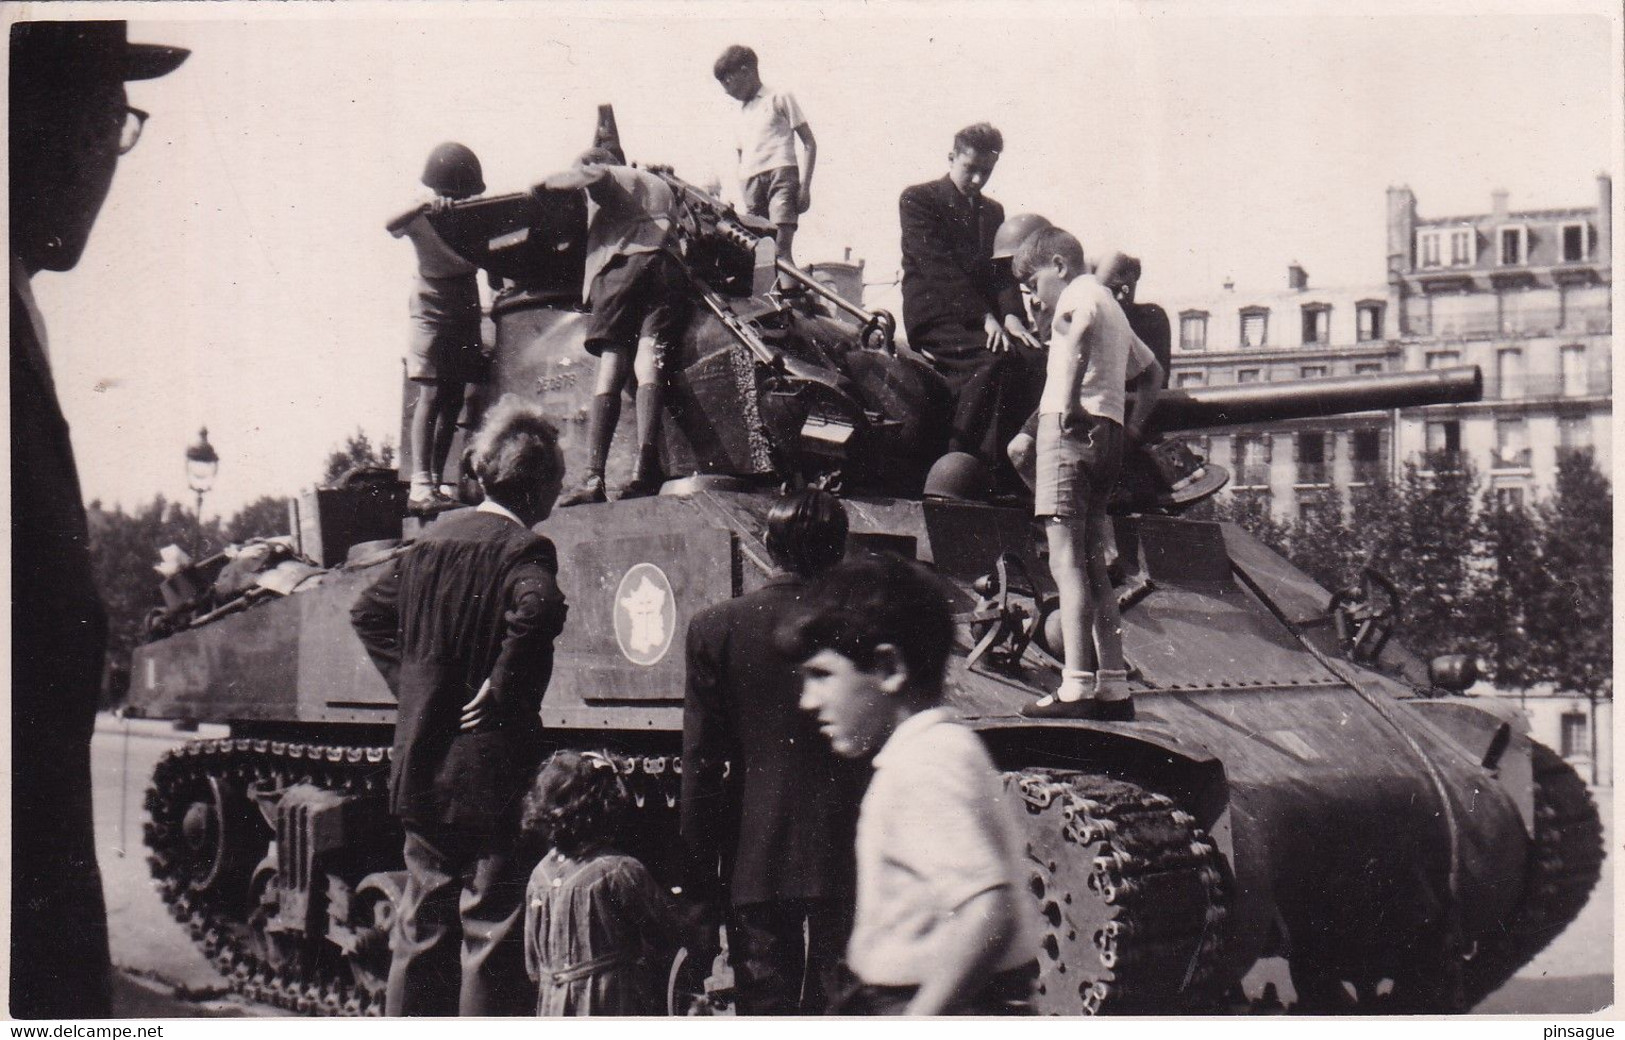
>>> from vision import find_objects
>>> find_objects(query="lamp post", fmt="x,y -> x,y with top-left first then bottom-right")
185,427 -> 219,559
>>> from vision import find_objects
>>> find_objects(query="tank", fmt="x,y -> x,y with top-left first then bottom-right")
128,145 -> 1601,1018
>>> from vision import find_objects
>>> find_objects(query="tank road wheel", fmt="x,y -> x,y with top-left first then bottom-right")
345,872 -> 406,1008
1006,769 -> 1231,1014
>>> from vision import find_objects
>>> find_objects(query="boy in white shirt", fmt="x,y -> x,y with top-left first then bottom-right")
784,554 -> 1039,1015
713,44 -> 816,288
1012,228 -> 1163,720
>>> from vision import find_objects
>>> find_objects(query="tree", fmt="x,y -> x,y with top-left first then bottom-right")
87,496 -> 223,692
1284,485 -> 1361,592
1195,489 -> 1291,556
1368,452 -> 1481,661
1526,449 -> 1612,697
224,494 -> 293,542
1467,487 -> 1542,688
322,428 -> 396,485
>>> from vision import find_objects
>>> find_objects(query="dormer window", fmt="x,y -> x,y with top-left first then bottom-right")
1417,230 -> 1442,269
1498,225 -> 1527,266
1448,228 -> 1475,266
1301,304 -> 1330,345
1561,222 -> 1589,263
1178,310 -> 1208,351
1239,307 -> 1269,348
1356,300 -> 1385,341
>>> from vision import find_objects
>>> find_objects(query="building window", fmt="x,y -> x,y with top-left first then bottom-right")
1354,361 -> 1383,376
1296,431 -> 1329,486
1301,305 -> 1330,345
1561,344 -> 1587,396
1237,368 -> 1262,384
1561,222 -> 1589,263
1499,225 -> 1527,266
1174,370 -> 1206,389
1425,350 -> 1461,370
1418,231 -> 1442,269
1352,429 -> 1383,484
1356,302 -> 1385,342
1178,311 -> 1208,351
1233,434 -> 1271,488
1495,486 -> 1525,510
1449,228 -> 1475,266
1239,308 -> 1269,348
1494,418 -> 1530,469
1496,348 -> 1524,399
1560,711 -> 1588,760
1426,419 -> 1461,456
1300,365 -> 1328,380
1559,414 -> 1592,459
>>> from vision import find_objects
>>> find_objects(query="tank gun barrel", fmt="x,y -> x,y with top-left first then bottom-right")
1150,366 -> 1482,433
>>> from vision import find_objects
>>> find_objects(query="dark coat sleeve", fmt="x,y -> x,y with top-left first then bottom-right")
984,197 -> 1024,321
488,540 -> 569,707
680,606 -> 733,903
350,559 -> 403,696
900,181 -> 1019,335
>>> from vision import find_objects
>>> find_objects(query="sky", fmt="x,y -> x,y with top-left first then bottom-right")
18,0 -> 1620,520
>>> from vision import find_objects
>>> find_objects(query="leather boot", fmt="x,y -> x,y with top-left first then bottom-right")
559,392 -> 617,506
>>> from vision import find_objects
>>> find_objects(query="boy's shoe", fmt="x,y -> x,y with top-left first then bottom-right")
1020,695 -> 1095,719
558,474 -> 607,506
408,484 -> 459,514
616,474 -> 664,501
1019,696 -> 1137,722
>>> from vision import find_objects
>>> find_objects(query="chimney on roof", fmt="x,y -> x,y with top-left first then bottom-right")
1288,262 -> 1308,290
1491,188 -> 1509,219
1598,173 -> 1612,265
1386,185 -> 1417,278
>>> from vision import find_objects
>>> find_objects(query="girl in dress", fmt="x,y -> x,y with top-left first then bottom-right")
521,750 -> 675,1015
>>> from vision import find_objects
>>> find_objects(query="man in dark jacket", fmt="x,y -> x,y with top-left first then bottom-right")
10,21 -> 188,1018
681,488 -> 868,1014
900,123 -> 1043,488
352,397 -> 569,1016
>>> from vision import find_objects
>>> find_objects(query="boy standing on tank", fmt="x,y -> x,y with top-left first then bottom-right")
1012,228 -> 1162,721
391,142 -> 490,513
544,149 -> 691,505
784,555 -> 1039,1015
713,45 -> 816,289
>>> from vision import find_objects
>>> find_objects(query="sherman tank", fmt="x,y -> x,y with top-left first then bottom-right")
127,117 -> 1601,1018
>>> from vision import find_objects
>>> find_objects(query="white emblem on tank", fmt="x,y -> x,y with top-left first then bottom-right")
613,563 -> 677,666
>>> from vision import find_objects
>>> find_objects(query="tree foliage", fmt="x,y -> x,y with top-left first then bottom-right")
1189,448 -> 1607,694
1525,449 -> 1613,697
323,428 -> 396,485
223,494 -> 293,542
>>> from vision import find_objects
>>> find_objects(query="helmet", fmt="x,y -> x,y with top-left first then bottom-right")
421,142 -> 485,198
991,212 -> 1053,261
923,452 -> 992,502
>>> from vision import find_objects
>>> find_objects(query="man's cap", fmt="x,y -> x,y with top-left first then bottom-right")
11,21 -> 189,84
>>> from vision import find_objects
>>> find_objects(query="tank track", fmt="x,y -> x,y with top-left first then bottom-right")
145,739 -> 685,1017
1456,741 -> 1604,1008
1006,768 -> 1232,1014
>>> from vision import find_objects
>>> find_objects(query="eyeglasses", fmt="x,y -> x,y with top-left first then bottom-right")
118,106 -> 149,156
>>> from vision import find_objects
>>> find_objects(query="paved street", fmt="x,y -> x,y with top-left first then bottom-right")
89,713 -> 1613,1018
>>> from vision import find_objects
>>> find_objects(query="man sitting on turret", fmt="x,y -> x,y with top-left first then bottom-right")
544,149 -> 692,505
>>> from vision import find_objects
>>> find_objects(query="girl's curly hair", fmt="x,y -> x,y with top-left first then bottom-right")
521,749 -> 631,856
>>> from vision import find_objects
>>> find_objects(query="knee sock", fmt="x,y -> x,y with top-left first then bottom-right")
584,392 -> 620,478
633,382 -> 664,480
1095,669 -> 1131,702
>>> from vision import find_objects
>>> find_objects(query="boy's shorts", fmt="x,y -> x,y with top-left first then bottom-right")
584,249 -> 691,357
1033,411 -> 1124,519
408,275 -> 483,383
743,165 -> 801,227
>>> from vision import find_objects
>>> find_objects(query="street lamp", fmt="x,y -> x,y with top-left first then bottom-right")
185,427 -> 219,558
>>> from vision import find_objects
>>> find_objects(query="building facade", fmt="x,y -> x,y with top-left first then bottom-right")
1162,176 -> 1612,520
